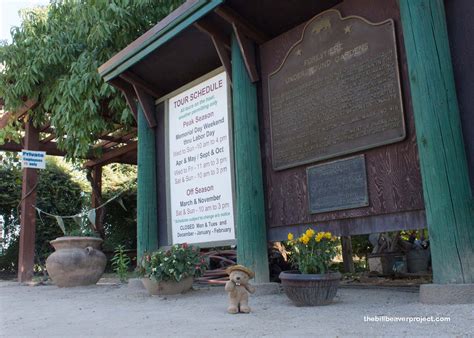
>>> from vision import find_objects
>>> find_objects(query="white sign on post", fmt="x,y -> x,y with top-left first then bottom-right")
168,71 -> 235,245
21,150 -> 46,169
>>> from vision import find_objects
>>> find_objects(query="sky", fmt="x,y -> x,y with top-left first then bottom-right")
0,0 -> 50,43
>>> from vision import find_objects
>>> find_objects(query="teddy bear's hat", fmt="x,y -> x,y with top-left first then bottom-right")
226,265 -> 255,278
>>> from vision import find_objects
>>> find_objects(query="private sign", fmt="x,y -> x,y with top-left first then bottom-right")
21,150 -> 46,169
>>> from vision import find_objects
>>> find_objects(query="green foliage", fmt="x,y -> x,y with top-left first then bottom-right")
0,154 -> 84,271
350,234 -> 373,260
286,229 -> 339,274
0,0 -> 183,159
138,244 -> 206,282
111,244 -> 131,282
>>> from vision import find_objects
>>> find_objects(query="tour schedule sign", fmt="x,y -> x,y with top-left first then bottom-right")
167,71 -> 235,245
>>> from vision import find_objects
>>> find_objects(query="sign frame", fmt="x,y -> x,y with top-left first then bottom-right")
306,154 -> 369,214
158,67 -> 237,248
21,150 -> 46,169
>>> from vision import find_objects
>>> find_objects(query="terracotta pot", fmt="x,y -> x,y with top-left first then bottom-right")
279,270 -> 341,306
46,236 -> 106,287
142,276 -> 194,295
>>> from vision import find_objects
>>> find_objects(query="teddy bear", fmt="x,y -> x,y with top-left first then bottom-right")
225,265 -> 256,314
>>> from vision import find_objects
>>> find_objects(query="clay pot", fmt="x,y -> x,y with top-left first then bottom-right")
142,276 -> 193,295
46,236 -> 106,287
279,270 -> 341,306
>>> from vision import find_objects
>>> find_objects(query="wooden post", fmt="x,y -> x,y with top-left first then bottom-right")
90,165 -> 104,237
136,103 -> 158,262
341,236 -> 355,274
18,120 -> 39,282
399,0 -> 474,284
231,33 -> 269,283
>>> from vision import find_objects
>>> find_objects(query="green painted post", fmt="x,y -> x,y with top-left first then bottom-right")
137,104 -> 159,262
231,34 -> 270,283
399,0 -> 474,284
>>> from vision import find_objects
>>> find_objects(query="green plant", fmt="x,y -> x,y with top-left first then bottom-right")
286,228 -> 338,274
112,245 -> 131,282
138,243 -> 206,282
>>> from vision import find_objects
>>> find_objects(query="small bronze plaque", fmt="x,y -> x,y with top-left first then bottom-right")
307,155 -> 368,213
269,10 -> 405,170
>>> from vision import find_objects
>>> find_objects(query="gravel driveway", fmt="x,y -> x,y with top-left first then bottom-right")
0,281 -> 472,337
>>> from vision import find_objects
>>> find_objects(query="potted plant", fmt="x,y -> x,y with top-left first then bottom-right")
45,227 -> 107,288
138,243 -> 206,295
279,228 -> 340,306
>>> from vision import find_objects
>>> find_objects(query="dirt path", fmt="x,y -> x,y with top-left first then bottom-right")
0,281 -> 472,337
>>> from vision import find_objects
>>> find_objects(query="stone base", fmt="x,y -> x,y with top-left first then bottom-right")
128,278 -> 145,289
420,283 -> 474,304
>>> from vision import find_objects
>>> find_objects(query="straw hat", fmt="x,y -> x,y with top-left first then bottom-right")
226,265 -> 255,278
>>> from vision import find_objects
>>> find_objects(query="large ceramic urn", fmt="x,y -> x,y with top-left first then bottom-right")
46,237 -> 107,287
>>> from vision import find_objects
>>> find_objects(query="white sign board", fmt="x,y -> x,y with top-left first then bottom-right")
21,150 -> 46,169
168,71 -> 235,245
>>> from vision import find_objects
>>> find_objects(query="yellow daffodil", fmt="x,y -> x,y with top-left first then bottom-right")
325,232 -> 332,239
300,234 -> 310,245
315,232 -> 323,242
287,233 -> 294,241
305,228 -> 315,238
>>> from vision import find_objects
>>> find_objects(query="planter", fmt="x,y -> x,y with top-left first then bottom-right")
407,249 -> 430,273
142,276 -> 194,295
45,236 -> 106,287
279,271 -> 341,306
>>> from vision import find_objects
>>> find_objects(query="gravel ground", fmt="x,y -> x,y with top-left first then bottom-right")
0,281 -> 472,337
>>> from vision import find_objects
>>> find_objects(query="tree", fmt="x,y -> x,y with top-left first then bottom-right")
0,0 -> 183,158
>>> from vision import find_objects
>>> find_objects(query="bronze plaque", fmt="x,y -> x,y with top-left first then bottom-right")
269,10 -> 405,170
307,155 -> 368,213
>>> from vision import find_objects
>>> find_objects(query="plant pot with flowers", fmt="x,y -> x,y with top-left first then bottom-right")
279,228 -> 341,306
138,243 -> 206,296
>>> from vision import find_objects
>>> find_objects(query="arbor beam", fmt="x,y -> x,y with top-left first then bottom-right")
215,5 -> 269,45
0,99 -> 38,129
90,166 -> 104,238
18,120 -> 39,283
400,0 -> 474,284
231,33 -> 269,283
84,142 -> 137,167
232,24 -> 259,83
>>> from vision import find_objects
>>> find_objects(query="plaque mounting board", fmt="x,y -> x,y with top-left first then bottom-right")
307,155 -> 368,214
268,10 -> 405,170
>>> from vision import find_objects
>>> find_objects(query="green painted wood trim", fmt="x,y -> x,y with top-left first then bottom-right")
101,0 -> 224,82
137,104 -> 159,261
399,0 -> 474,284
231,34 -> 269,283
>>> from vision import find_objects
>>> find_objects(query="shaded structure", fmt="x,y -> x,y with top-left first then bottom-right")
0,99 -> 137,282
99,0 -> 473,291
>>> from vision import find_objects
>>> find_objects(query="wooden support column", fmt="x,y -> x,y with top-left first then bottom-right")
18,120 -> 39,282
136,103 -> 158,261
90,165 -> 104,237
341,236 -> 355,274
399,0 -> 474,284
231,33 -> 269,283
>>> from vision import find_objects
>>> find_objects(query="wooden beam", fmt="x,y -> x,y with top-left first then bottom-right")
400,0 -> 474,284
18,120 -> 39,283
0,141 -> 67,157
90,166 -> 104,238
341,236 -> 355,273
211,36 -> 232,85
120,71 -> 162,98
109,78 -> 139,121
193,19 -> 231,50
232,23 -> 259,83
231,33 -> 269,283
214,5 -> 269,44
133,86 -> 157,128
0,99 -> 38,129
40,133 -> 56,144
84,141 -> 138,167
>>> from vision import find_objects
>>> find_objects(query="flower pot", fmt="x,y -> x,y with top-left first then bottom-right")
279,270 -> 341,306
142,276 -> 194,295
45,236 -> 106,287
